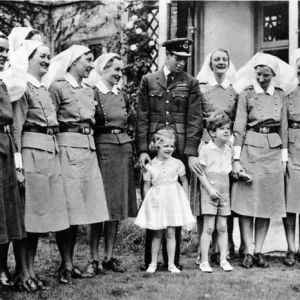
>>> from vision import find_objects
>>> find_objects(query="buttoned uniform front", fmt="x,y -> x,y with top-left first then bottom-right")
190,77 -> 238,216
12,74 -> 69,233
231,81 -> 287,218
0,80 -> 26,243
93,80 -> 137,221
136,66 -> 202,162
199,141 -> 233,216
49,73 -> 109,225
286,84 -> 300,213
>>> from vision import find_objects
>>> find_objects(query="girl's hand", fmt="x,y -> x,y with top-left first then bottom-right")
282,161 -> 287,175
232,161 -> 244,180
208,187 -> 221,201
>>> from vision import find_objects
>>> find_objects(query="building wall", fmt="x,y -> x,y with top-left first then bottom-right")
202,1 -> 254,69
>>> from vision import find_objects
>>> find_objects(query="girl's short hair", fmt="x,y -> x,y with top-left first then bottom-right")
207,111 -> 232,133
209,48 -> 230,70
149,127 -> 176,152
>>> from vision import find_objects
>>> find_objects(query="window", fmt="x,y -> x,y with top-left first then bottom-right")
256,2 -> 289,62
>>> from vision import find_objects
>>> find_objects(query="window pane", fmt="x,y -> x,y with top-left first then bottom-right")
263,3 -> 289,42
263,48 -> 289,63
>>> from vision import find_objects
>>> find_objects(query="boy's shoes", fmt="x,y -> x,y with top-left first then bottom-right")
220,260 -> 233,272
211,252 -> 220,265
195,253 -> 201,266
254,253 -> 269,268
283,251 -> 296,267
146,263 -> 157,273
168,265 -> 181,274
102,257 -> 126,273
199,262 -> 212,273
241,253 -> 254,269
163,263 -> 183,270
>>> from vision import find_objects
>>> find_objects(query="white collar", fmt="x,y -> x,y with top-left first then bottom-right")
163,65 -> 172,79
65,72 -> 85,88
208,140 -> 230,152
27,73 -> 45,88
252,80 -> 275,96
96,79 -> 119,95
208,76 -> 230,89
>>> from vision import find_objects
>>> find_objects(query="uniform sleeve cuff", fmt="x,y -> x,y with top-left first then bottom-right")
233,146 -> 241,160
282,148 -> 288,162
14,152 -> 23,169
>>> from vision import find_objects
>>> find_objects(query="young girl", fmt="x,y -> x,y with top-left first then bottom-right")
199,112 -> 238,273
135,128 -> 195,274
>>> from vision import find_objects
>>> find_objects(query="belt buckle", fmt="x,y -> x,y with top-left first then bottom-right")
292,122 -> 298,129
3,125 -> 10,133
81,126 -> 91,135
259,126 -> 269,134
47,127 -> 53,135
111,129 -> 121,134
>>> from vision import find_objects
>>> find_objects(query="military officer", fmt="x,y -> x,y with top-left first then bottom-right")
136,38 -> 203,270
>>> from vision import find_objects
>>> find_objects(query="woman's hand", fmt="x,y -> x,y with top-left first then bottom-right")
188,156 -> 205,176
208,187 -> 221,201
232,161 -> 244,180
282,161 -> 287,175
138,152 -> 151,173
16,169 -> 25,190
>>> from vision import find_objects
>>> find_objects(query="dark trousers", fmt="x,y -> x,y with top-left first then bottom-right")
144,228 -> 182,267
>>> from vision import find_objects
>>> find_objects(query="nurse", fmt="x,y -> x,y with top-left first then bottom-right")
45,45 -> 109,282
232,53 -> 293,269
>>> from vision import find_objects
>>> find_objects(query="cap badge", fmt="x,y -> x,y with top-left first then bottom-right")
182,41 -> 189,49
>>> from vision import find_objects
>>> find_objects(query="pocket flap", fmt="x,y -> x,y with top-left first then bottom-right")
149,123 -> 159,133
175,123 -> 185,133
172,90 -> 189,98
148,91 -> 163,97
244,130 -> 267,148
267,133 -> 282,148
22,132 -> 55,153
288,129 -> 298,144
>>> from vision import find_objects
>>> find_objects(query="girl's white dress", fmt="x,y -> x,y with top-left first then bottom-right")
135,157 -> 195,230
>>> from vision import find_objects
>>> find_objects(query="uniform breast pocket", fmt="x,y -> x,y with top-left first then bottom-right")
28,96 -> 41,109
172,90 -> 188,112
148,91 -> 163,111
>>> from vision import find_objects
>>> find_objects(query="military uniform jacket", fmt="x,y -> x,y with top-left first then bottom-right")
136,68 -> 202,157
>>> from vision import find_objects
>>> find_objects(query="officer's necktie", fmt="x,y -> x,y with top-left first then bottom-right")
166,73 -> 173,86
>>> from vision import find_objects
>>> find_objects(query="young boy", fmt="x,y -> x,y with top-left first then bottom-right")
198,112 -> 234,273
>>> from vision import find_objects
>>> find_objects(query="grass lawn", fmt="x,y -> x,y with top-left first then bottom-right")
1,222 -> 300,300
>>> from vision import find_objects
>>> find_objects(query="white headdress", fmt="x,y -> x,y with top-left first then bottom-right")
3,40 -> 46,101
43,45 -> 91,88
8,27 -> 33,53
233,52 -> 297,95
196,49 -> 236,84
85,52 -> 121,87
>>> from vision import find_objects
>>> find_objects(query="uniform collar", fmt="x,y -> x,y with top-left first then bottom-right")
208,140 -> 230,153
208,76 -> 230,89
252,80 -> 275,96
65,72 -> 86,88
27,73 -> 46,88
96,78 -> 119,95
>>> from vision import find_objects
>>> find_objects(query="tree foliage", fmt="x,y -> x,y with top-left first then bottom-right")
0,0 -> 106,55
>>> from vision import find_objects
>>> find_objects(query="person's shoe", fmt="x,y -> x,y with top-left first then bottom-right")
14,276 -> 38,292
102,257 -> 126,273
146,263 -> 157,273
238,246 -> 246,258
199,262 -> 212,273
211,252 -> 220,265
58,268 -> 73,284
34,275 -> 49,291
86,260 -> 100,276
241,253 -> 254,269
254,253 -> 269,268
195,253 -> 201,266
220,260 -> 233,272
168,265 -> 181,274
284,251 -> 296,267
0,271 -> 14,287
